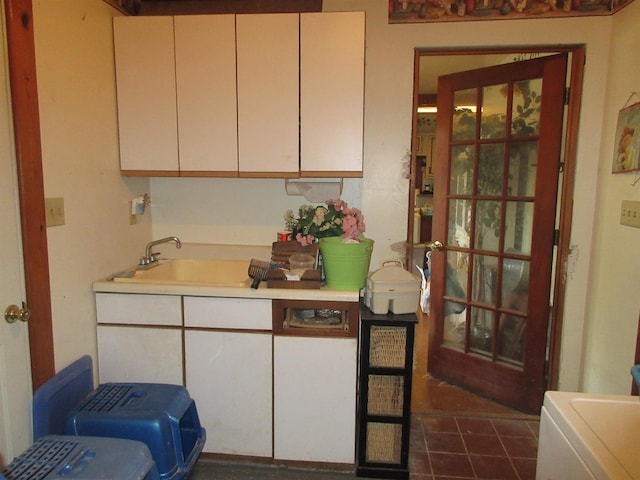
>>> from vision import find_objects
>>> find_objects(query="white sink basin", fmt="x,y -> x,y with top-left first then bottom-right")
113,259 -> 250,287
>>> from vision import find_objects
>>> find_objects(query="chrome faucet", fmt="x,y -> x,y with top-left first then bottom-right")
139,236 -> 182,266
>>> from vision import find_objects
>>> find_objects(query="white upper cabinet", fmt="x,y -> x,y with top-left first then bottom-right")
114,16 -> 178,174
236,14 -> 299,175
114,13 -> 365,177
300,12 -> 365,176
174,15 -> 238,174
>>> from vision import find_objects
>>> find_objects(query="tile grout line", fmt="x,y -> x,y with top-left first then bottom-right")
454,415 -> 479,480
490,418 -> 532,480
527,419 -> 541,439
420,415 -> 436,479
419,418 -> 436,479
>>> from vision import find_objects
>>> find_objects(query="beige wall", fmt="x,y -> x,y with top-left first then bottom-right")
31,0 -> 639,394
33,0 -> 152,373
582,0 -> 640,393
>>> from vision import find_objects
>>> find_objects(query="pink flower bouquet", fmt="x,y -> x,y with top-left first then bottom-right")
284,200 -> 366,246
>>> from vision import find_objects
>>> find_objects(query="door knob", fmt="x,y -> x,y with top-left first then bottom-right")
4,303 -> 31,324
426,240 -> 444,251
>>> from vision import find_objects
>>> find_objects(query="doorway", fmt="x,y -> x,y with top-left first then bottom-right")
409,46 -> 585,413
3,0 -> 55,386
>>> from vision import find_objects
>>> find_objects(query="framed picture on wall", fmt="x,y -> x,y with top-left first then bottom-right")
388,0 -> 636,23
612,101 -> 640,174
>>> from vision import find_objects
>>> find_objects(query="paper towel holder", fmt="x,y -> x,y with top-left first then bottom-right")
284,178 -> 343,203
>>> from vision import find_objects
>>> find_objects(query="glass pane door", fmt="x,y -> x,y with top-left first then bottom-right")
429,54 -> 567,413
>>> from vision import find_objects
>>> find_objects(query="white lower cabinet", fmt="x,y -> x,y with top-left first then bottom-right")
95,293 -> 183,385
274,335 -> 358,464
95,292 -> 358,464
185,330 -> 272,457
97,325 -> 183,385
183,296 -> 273,456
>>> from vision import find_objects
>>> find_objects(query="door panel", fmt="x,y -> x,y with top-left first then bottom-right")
428,54 -> 567,413
0,2 -> 32,462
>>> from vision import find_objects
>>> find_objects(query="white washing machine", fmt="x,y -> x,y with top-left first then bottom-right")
536,390 -> 640,479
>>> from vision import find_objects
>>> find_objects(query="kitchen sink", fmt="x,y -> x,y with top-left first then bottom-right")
113,259 -> 250,287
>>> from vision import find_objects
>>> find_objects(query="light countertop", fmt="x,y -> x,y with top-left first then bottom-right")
93,243 -> 361,302
92,278 -> 360,302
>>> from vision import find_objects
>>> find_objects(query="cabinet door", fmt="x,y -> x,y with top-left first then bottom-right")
274,336 -> 357,463
236,14 -> 299,175
300,12 -> 365,176
185,330 -> 272,457
113,17 -> 178,174
174,15 -> 238,174
95,293 -> 183,384
97,325 -> 183,385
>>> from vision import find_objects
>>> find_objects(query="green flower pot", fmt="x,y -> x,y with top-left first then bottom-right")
319,237 -> 374,290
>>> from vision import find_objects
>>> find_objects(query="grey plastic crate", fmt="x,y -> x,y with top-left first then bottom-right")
2,435 -> 159,480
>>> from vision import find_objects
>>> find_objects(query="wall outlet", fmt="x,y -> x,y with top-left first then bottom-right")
45,197 -> 65,227
128,201 -> 137,225
620,200 -> 640,228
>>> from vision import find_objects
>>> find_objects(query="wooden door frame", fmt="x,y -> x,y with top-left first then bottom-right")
409,45 -> 585,395
4,0 -> 55,390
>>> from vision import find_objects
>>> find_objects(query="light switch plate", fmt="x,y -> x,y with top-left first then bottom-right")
45,197 -> 65,227
620,200 -> 640,228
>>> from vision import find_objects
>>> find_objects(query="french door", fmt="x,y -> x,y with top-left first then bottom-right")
428,54 -> 567,413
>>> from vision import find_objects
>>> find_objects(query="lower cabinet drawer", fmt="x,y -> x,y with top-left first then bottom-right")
95,292 -> 182,326
184,296 -> 272,330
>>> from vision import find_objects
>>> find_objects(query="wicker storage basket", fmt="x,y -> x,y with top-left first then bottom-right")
369,326 -> 407,368
367,375 -> 404,416
365,422 -> 403,464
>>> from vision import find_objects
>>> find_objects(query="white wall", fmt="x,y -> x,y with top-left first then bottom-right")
581,0 -> 640,393
33,0 -> 152,372
31,0 -> 638,394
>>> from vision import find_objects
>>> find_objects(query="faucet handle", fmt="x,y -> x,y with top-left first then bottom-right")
138,252 -> 160,266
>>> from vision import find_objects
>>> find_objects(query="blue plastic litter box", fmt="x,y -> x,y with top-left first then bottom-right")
64,382 -> 205,480
32,355 -> 94,440
32,356 -> 205,480
1,435 -> 160,480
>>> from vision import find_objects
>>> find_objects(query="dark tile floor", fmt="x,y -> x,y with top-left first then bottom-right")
408,376 -> 540,480
409,413 -> 539,480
